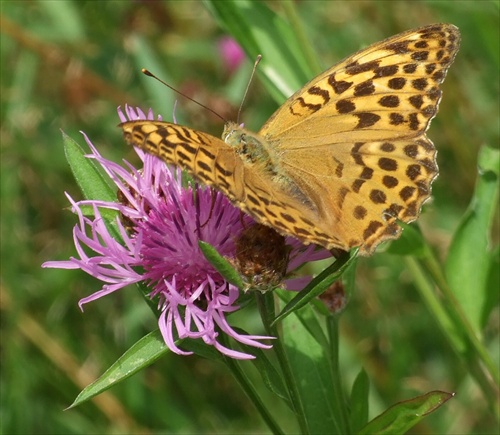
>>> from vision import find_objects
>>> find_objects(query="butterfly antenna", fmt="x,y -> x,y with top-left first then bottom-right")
141,68 -> 226,122
237,55 -> 262,125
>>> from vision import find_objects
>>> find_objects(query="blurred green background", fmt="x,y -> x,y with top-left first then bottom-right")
1,1 -> 498,434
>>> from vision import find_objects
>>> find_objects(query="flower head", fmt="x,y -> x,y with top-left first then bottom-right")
43,106 -> 329,359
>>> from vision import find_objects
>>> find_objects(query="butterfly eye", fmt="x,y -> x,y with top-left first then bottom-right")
224,126 -> 245,148
223,127 -> 234,143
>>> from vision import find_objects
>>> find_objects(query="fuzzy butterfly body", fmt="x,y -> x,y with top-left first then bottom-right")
121,24 -> 460,255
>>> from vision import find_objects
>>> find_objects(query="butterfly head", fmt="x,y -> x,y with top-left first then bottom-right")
222,121 -> 244,146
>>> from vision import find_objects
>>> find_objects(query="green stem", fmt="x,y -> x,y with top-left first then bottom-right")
421,251 -> 499,385
223,351 -> 285,435
257,292 -> 310,434
405,256 -> 499,417
327,315 -> 351,434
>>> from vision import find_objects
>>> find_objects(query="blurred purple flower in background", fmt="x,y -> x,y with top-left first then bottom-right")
218,36 -> 246,73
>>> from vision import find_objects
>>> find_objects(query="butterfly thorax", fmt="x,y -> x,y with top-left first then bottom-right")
223,122 -> 279,175
223,121 -> 316,212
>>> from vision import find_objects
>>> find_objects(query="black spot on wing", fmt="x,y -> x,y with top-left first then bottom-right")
355,112 -> 381,129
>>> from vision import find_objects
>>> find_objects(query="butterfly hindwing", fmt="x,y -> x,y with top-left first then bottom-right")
279,135 -> 437,253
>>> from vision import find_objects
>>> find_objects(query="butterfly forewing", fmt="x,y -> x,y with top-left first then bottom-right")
259,24 -> 460,142
121,23 -> 460,255
120,121 -> 301,228
121,121 -> 242,196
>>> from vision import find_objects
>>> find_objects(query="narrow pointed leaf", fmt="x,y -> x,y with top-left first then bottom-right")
282,305 -> 345,434
385,222 -> 427,257
445,146 -> 499,332
243,345 -> 290,403
350,368 -> 370,433
198,240 -> 245,289
63,132 -> 122,239
273,249 -> 358,325
358,390 -> 454,434
63,132 -> 116,205
68,330 -> 227,408
68,330 -> 169,408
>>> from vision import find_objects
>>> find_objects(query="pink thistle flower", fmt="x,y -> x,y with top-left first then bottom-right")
43,106 -> 329,359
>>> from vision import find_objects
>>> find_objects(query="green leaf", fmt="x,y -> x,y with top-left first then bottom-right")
63,131 -> 117,205
445,146 -> 499,333
282,303 -> 346,434
245,345 -> 290,403
63,131 -> 122,239
68,330 -> 169,408
483,245 -> 500,327
68,330 -> 229,408
349,368 -> 370,433
206,0 -> 313,103
273,249 -> 358,325
278,289 -> 330,349
358,391 -> 453,434
198,240 -> 245,289
385,222 -> 427,257
180,337 -> 231,362
218,332 -> 286,434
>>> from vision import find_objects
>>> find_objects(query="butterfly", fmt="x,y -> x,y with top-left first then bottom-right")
120,23 -> 460,255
